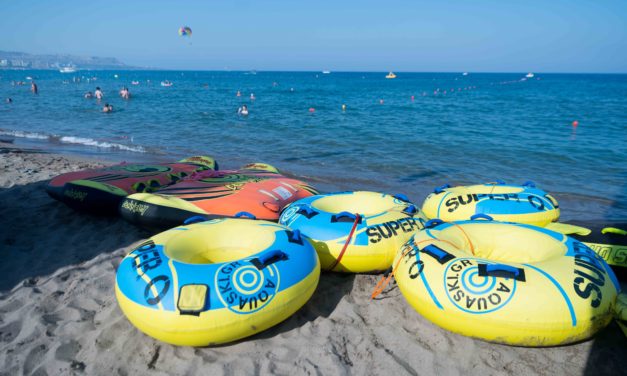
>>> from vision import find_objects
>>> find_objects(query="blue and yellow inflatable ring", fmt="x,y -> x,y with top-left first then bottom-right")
115,216 -> 320,346
421,181 -> 560,226
394,216 -> 620,346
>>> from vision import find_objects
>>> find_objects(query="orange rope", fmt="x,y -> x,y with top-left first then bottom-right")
370,237 -> 459,299
328,213 -> 361,272
450,222 -> 475,255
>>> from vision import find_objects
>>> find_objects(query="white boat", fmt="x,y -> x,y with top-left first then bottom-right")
131,81 -> 140,85
322,70 -> 331,74
385,72 -> 397,79
59,66 -> 77,73
526,72 -> 534,78
160,80 -> 173,87
462,72 -> 468,76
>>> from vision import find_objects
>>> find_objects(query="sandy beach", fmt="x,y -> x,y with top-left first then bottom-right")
0,142 -> 625,376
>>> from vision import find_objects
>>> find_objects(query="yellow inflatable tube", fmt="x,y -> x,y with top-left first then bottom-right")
393,217 -> 620,346
421,181 -> 560,226
115,217 -> 320,346
279,191 -> 428,273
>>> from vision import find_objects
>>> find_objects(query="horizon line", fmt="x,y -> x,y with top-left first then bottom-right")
2,68 -> 626,75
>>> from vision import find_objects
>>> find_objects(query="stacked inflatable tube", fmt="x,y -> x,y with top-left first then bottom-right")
115,217 -> 320,346
120,163 -> 318,231
546,220 -> 627,270
46,156 -> 216,214
421,181 -> 560,226
393,217 -> 620,346
279,191 -> 428,273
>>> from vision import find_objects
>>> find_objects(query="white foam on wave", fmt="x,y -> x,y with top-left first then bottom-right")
0,129 -> 49,140
0,128 -> 146,153
58,136 -> 146,153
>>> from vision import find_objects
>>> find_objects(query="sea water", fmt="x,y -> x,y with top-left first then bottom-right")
1,70 -> 625,220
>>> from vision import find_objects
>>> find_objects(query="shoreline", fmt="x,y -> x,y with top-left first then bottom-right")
3,132 -> 624,222
0,143 -> 625,375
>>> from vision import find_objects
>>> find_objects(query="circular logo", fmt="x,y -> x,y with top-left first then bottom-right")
279,205 -> 299,224
112,164 -> 172,173
215,261 -> 280,314
444,258 -> 516,314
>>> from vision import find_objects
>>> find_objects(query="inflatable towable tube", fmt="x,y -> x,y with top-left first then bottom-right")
46,156 -> 216,214
421,181 -> 560,226
279,191 -> 428,273
393,216 -> 620,346
120,163 -> 318,231
546,220 -> 627,270
115,216 -> 320,346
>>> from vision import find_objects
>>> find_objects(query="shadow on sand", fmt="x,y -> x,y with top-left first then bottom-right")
0,179 -> 149,293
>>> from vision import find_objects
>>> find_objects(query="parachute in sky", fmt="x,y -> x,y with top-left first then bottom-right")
178,26 -> 192,37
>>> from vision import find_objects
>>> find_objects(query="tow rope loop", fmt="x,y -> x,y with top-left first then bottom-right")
370,238 -> 461,300
451,222 -> 475,255
328,213 -> 361,272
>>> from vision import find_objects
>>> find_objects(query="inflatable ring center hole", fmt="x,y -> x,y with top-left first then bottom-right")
312,192 -> 399,216
164,223 -> 278,264
440,223 -> 566,263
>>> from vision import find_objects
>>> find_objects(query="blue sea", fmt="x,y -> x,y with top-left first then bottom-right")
1,70 -> 626,220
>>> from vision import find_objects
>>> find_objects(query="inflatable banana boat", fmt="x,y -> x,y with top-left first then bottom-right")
279,191 -> 428,273
46,156 -> 216,214
546,221 -> 627,270
115,217 -> 320,346
393,216 -> 620,346
120,163 -> 318,230
421,181 -> 560,226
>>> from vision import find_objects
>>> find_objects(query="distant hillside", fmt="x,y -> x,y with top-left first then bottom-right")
0,50 -> 139,70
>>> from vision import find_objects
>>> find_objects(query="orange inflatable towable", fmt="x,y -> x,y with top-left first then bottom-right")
120,163 -> 318,230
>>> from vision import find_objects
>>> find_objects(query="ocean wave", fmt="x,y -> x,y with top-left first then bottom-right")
57,136 -> 146,153
0,129 -> 49,140
0,128 -> 146,153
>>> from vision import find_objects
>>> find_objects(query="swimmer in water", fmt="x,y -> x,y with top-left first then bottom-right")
6,98 -> 12,104
250,93 -> 255,100
31,81 -> 38,94
95,87 -> 103,100
119,86 -> 130,99
103,103 -> 113,113
84,91 -> 93,99
236,90 -> 241,97
238,104 -> 249,116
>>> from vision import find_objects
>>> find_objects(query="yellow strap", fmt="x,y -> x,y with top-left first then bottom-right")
602,227 -> 627,236
545,222 -> 591,236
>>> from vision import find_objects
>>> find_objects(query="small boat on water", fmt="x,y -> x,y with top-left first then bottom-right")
526,72 -> 534,78
322,70 -> 331,74
462,72 -> 469,76
386,72 -> 397,79
59,66 -> 77,73
160,80 -> 173,87
131,81 -> 140,85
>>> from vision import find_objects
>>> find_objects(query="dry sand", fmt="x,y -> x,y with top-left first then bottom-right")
0,143 -> 625,376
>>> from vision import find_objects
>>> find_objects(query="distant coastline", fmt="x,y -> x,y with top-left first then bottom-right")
0,50 -> 145,70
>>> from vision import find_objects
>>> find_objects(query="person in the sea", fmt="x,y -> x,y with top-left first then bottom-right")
103,103 -> 113,113
84,91 -> 93,99
5,98 -> 12,104
95,87 -> 103,100
238,104 -> 249,116
119,86 -> 130,99
31,81 -> 38,94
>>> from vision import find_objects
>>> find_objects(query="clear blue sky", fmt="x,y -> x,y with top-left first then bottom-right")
1,0 -> 625,72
